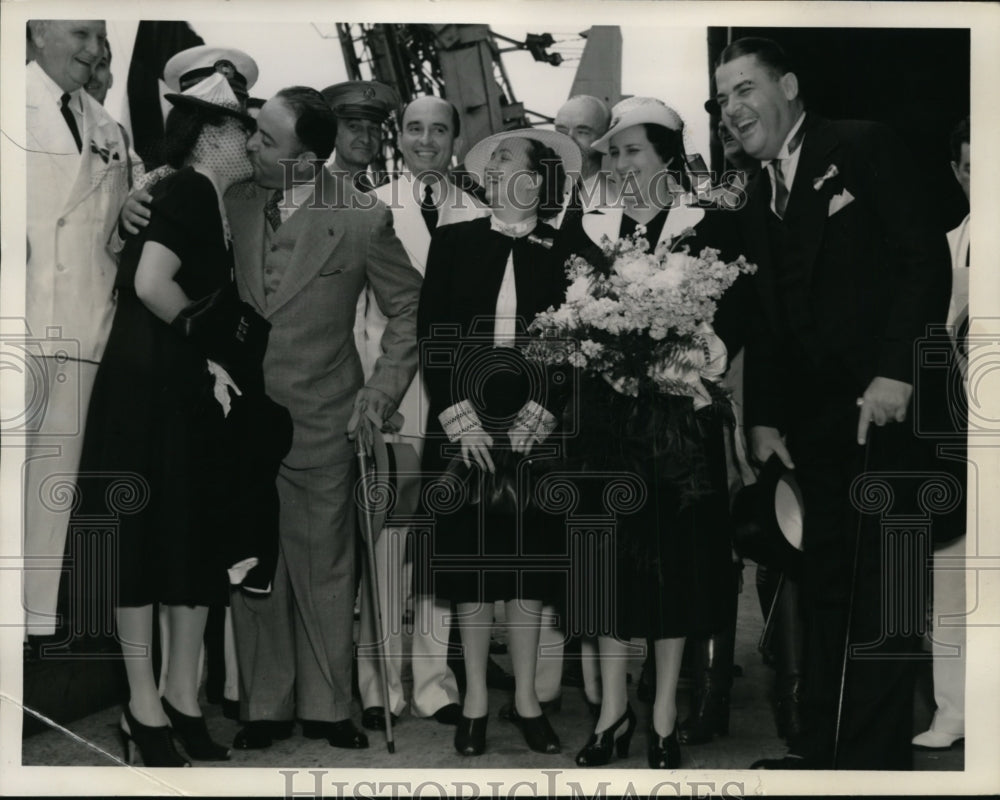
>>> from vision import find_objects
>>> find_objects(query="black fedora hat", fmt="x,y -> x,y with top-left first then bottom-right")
357,423 -> 422,537
732,454 -> 804,574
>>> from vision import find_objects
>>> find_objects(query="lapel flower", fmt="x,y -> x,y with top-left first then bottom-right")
527,233 -> 554,249
813,164 -> 839,191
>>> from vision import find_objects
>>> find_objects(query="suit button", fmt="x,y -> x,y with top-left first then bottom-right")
56,263 -> 66,272
270,244 -> 278,252
57,218 -> 66,227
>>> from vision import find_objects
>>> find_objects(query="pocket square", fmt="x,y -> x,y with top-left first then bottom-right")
828,189 -> 855,216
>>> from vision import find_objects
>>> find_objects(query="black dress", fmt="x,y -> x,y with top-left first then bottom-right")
552,207 -> 750,640
76,168 -> 235,608
417,217 -> 570,605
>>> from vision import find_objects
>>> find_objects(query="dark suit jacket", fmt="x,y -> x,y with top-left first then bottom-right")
739,114 -> 951,431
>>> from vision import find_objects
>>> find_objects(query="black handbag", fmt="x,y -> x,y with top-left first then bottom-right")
171,282 -> 270,385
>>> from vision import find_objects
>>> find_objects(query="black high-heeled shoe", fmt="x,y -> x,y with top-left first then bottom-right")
162,698 -> 231,761
648,724 -> 681,769
502,706 -> 561,754
454,714 -> 488,756
576,704 -> 636,766
119,705 -> 190,767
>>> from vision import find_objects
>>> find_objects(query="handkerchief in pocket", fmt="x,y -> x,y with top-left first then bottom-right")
828,189 -> 855,216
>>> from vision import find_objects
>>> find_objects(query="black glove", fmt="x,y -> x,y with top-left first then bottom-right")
171,282 -> 270,389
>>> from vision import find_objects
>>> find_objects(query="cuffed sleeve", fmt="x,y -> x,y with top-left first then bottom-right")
512,399 -> 558,444
438,399 -> 484,442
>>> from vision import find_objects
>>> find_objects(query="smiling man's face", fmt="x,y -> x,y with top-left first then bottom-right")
714,53 -> 799,161
32,20 -> 107,94
399,96 -> 456,176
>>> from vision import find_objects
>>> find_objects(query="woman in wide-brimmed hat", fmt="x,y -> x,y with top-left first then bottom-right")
417,128 -> 579,758
551,95 -> 751,770
77,72 -> 263,767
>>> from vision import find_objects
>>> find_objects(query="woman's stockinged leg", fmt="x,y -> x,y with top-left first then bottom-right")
506,598 -> 543,718
457,601 -> 493,718
652,636 -> 686,736
117,604 -> 167,726
161,604 -> 210,717
595,635 -> 630,732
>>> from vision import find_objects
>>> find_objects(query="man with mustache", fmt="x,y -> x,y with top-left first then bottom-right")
322,80 -> 398,192
24,19 -> 130,639
714,37 -> 951,769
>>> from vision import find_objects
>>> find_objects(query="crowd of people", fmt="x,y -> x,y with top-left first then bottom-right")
24,19 -> 969,772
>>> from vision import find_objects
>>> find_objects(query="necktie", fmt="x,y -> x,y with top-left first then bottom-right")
772,159 -> 789,220
264,189 -> 283,232
60,93 -> 83,153
420,182 -> 439,233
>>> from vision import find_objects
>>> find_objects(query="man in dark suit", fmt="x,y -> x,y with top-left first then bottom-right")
714,37 -> 952,769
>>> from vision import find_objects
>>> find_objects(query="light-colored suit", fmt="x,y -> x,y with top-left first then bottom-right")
23,60 -> 129,635
918,214 -> 969,744
355,173 -> 487,717
227,170 -> 421,722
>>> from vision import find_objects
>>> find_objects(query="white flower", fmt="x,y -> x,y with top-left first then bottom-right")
568,351 -> 588,368
613,255 -> 651,284
566,275 -> 593,304
813,164 -> 839,191
580,339 -> 604,358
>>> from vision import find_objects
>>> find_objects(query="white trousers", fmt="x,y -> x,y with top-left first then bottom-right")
357,526 -> 459,716
23,358 -> 98,636
926,535 -> 966,736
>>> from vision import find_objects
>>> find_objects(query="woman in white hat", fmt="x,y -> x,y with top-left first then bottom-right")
417,129 -> 580,757
553,96 -> 747,769
77,73 -> 258,767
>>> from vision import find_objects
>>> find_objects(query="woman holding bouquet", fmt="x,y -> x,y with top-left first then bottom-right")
549,96 -> 750,769
417,129 -> 579,757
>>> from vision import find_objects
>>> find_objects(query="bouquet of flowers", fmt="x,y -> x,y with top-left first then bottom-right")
524,225 -> 756,509
524,225 -> 756,405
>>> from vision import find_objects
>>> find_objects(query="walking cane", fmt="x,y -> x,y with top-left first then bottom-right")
832,431 -> 873,768
355,417 -> 396,753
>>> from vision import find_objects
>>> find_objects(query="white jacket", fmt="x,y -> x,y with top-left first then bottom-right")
26,60 -> 129,362
354,173 -> 488,450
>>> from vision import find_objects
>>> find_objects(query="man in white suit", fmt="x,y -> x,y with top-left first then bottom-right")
24,19 -> 129,636
354,95 -> 488,729
912,116 -> 969,752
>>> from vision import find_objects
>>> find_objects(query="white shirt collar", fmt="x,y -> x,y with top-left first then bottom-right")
764,111 -> 807,166
490,214 -> 537,238
30,60 -> 84,113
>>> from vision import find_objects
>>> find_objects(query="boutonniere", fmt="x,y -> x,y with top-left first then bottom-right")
89,139 -> 118,164
813,164 -> 839,191
527,233 -> 554,249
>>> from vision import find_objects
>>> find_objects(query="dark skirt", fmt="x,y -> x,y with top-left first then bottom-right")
558,378 -> 734,641
75,289 -> 232,607
417,435 -> 567,606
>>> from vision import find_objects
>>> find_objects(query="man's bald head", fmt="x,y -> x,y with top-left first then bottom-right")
399,95 -> 461,175
555,94 -> 611,175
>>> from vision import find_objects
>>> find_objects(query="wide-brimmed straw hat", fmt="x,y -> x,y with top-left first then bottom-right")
463,128 -> 582,190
